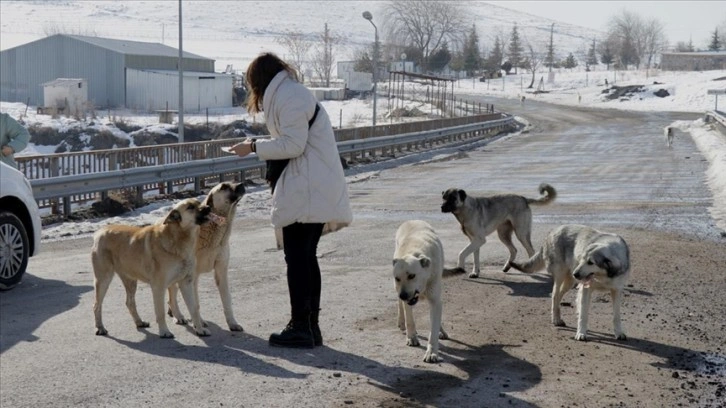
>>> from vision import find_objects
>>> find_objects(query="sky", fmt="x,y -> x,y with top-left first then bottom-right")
487,1 -> 726,47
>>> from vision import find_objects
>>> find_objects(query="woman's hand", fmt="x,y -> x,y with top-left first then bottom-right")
229,139 -> 255,157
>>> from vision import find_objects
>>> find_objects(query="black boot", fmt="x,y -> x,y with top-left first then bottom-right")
310,309 -> 323,347
269,316 -> 315,349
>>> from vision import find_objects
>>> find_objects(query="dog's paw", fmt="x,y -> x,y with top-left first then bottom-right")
439,329 -> 449,340
468,271 -> 479,279
136,320 -> 151,328
552,318 -> 566,327
95,327 -> 108,336
195,327 -> 211,337
615,332 -> 627,341
159,330 -> 175,339
423,349 -> 441,363
172,317 -> 188,326
574,332 -> 587,341
397,321 -> 406,331
407,336 -> 420,347
228,322 -> 244,332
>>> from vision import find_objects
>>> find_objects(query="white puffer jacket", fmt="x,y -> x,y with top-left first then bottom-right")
254,71 -> 353,229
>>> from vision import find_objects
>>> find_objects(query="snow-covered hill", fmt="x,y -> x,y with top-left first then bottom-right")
0,1 -> 602,72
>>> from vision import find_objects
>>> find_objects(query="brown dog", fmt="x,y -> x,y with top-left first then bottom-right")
167,182 -> 246,331
92,198 -> 212,338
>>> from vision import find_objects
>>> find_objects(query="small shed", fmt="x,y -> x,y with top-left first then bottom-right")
41,78 -> 88,115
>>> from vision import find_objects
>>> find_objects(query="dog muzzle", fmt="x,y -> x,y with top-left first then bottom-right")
399,290 -> 420,306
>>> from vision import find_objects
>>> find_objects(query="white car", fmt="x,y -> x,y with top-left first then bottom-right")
0,161 -> 42,290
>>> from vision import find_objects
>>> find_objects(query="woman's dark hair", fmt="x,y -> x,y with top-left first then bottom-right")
245,52 -> 299,114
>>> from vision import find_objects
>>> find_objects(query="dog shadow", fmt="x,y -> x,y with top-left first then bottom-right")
465,273 -> 552,298
108,323 -> 541,407
0,273 -> 92,353
555,326 -> 719,374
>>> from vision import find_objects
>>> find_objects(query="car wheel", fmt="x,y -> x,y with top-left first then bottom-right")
0,211 -> 29,291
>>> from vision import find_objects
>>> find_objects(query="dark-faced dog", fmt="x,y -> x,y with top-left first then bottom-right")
441,183 -> 556,277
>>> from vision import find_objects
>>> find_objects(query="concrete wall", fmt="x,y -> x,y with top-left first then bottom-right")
661,52 -> 726,71
43,79 -> 89,113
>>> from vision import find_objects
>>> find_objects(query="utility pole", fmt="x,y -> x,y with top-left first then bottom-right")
177,0 -> 184,143
549,23 -> 554,73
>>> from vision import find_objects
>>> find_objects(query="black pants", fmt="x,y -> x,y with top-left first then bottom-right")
282,222 -> 324,320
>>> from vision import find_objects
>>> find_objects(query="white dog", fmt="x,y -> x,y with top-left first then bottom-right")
506,224 -> 631,341
664,126 -> 674,147
392,220 -> 449,363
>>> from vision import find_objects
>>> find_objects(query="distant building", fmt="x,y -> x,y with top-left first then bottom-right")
0,34 -> 232,112
660,51 -> 726,71
41,78 -> 88,115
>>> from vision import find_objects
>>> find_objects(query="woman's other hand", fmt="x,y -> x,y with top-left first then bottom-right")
229,139 -> 255,157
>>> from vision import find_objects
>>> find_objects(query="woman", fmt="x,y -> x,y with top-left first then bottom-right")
230,53 -> 352,348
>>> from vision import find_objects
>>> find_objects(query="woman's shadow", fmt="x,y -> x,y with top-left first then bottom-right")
110,323 -> 542,407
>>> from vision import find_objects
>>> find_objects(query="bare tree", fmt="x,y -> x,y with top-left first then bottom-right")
310,23 -> 340,87
382,0 -> 466,71
275,31 -> 313,82
641,18 -> 668,69
523,40 -> 542,89
606,10 -> 643,69
43,22 -> 97,37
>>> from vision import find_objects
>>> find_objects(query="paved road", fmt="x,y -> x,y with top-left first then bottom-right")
2,99 -> 724,408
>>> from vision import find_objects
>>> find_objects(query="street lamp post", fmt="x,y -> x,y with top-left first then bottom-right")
362,11 -> 378,127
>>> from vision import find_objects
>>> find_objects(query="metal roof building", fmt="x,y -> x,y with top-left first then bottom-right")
0,34 -> 228,111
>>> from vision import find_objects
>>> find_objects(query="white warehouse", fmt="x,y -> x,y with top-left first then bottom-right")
1,34 -> 233,112
126,69 -> 232,112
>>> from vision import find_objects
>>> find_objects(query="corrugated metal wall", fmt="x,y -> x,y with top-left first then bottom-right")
125,54 -> 213,72
126,69 -> 232,113
1,35 -> 216,108
0,35 -> 125,107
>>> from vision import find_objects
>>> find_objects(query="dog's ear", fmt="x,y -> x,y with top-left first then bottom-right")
164,209 -> 182,224
418,256 -> 431,268
593,252 -> 621,277
392,258 -> 399,267
458,190 -> 466,201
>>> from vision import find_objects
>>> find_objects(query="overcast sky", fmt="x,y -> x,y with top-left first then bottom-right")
488,1 -> 726,48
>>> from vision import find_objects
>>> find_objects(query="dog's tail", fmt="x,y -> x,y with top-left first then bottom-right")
526,183 -> 557,206
505,249 -> 545,274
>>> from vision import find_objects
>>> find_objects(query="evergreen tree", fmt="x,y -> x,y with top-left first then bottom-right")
564,53 -> 578,69
601,43 -> 614,70
586,39 -> 598,68
429,41 -> 452,72
463,24 -> 482,75
709,28 -> 721,51
507,23 -> 523,74
486,36 -> 503,73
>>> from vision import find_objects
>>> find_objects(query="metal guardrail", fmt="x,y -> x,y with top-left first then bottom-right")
706,110 -> 726,133
30,115 -> 515,215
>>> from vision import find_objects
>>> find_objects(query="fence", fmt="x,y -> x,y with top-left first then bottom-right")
23,113 -> 514,215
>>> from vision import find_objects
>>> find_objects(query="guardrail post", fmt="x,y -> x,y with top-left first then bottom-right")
50,157 -> 60,214
63,197 -> 71,217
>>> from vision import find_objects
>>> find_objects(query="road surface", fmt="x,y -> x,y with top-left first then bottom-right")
2,99 -> 724,408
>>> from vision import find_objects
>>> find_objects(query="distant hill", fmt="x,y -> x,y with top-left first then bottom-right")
0,1 -> 602,71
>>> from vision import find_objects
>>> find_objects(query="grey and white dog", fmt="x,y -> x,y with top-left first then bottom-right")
506,224 -> 631,341
441,183 -> 556,277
